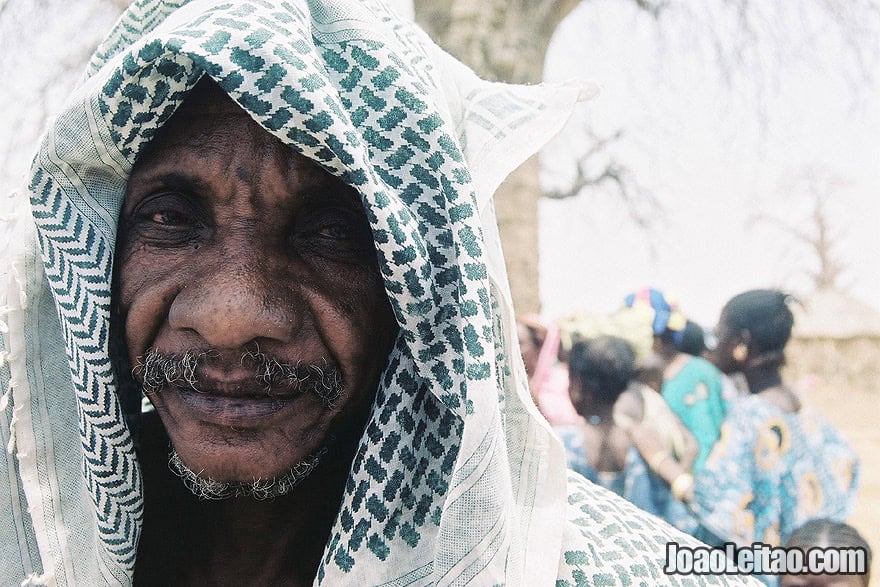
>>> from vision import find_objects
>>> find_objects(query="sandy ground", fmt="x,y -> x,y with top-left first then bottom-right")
801,386 -> 878,586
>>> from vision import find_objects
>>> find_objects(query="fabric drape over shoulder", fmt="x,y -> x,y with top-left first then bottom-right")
2,1 -> 759,585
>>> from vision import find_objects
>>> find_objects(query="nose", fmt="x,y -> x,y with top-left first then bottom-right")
168,241 -> 297,349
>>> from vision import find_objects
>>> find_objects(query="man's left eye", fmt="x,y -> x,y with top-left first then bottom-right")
316,223 -> 352,240
293,207 -> 373,261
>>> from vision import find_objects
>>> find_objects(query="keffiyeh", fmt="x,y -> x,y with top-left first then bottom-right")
1,1 -> 758,585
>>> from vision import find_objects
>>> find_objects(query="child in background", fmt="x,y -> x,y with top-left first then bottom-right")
780,518 -> 871,587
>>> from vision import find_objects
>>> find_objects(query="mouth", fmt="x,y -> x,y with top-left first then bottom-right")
137,348 -> 345,426
168,386 -> 303,427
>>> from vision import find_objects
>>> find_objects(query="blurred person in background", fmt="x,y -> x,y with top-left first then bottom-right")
694,290 -> 859,555
555,336 -> 637,493
556,336 -> 696,530
624,287 -> 727,474
677,319 -> 708,357
517,314 -> 577,424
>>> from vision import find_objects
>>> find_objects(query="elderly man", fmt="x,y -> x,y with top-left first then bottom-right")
0,0 -> 759,585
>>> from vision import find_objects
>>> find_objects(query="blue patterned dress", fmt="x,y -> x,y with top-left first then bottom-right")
693,394 -> 859,548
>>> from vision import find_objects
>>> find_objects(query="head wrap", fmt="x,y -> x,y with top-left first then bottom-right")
1,2 -> 760,585
623,287 -> 687,346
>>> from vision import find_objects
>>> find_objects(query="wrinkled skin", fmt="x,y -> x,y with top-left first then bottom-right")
117,81 -> 397,484
117,80 -> 398,584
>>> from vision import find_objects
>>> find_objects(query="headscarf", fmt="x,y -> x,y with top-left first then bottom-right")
1,2 -> 759,585
623,287 -> 687,346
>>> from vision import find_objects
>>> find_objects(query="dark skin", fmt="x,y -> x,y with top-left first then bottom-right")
568,379 -> 629,473
711,309 -> 800,413
117,80 -> 397,585
134,409 -> 366,585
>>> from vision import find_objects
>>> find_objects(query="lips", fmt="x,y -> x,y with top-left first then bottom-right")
178,376 -> 307,399
137,350 -> 342,427
162,374 -> 311,427
174,387 -> 298,425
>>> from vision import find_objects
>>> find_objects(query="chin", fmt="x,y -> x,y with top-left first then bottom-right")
168,445 -> 326,500
161,418 -> 318,480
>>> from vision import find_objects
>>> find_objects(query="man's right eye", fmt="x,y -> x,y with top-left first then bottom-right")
149,209 -> 193,226
127,193 -> 205,245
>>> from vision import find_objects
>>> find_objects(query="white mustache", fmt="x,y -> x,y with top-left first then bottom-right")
134,347 -> 344,407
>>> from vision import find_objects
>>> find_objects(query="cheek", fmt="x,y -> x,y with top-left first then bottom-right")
716,343 -> 734,366
115,249 -> 182,363
305,268 -> 395,378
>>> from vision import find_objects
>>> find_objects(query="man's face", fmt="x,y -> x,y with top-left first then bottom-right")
116,81 -> 397,484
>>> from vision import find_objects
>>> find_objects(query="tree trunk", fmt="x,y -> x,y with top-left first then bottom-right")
413,0 -> 579,314
495,155 -> 542,312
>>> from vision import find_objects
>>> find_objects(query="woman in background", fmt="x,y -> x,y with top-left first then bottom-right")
556,336 -> 695,530
517,315 -> 577,424
695,290 -> 859,551
555,336 -> 636,494
624,288 -> 727,474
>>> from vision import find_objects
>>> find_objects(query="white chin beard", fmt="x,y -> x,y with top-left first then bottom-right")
168,447 -> 326,500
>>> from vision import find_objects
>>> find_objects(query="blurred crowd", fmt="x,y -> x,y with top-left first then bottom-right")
519,287 -> 867,586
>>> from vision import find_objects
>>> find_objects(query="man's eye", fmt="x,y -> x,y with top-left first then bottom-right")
124,193 -> 205,246
149,210 -> 193,226
293,207 -> 373,262
316,223 -> 352,240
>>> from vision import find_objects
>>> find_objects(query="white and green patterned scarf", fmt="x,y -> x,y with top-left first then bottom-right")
1,1 -> 759,585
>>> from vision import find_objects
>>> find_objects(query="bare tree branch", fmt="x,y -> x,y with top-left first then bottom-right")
545,126 -> 664,247
749,169 -> 849,291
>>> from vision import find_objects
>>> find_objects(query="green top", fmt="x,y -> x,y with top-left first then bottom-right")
662,355 -> 727,473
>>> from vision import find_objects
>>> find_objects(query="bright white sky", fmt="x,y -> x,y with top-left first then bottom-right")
539,0 -> 880,327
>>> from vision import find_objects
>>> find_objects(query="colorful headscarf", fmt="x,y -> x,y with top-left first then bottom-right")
1,2 -> 759,585
624,287 -> 688,345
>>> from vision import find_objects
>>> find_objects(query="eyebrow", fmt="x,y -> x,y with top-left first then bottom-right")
128,169 -> 367,216
131,171 -> 214,198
